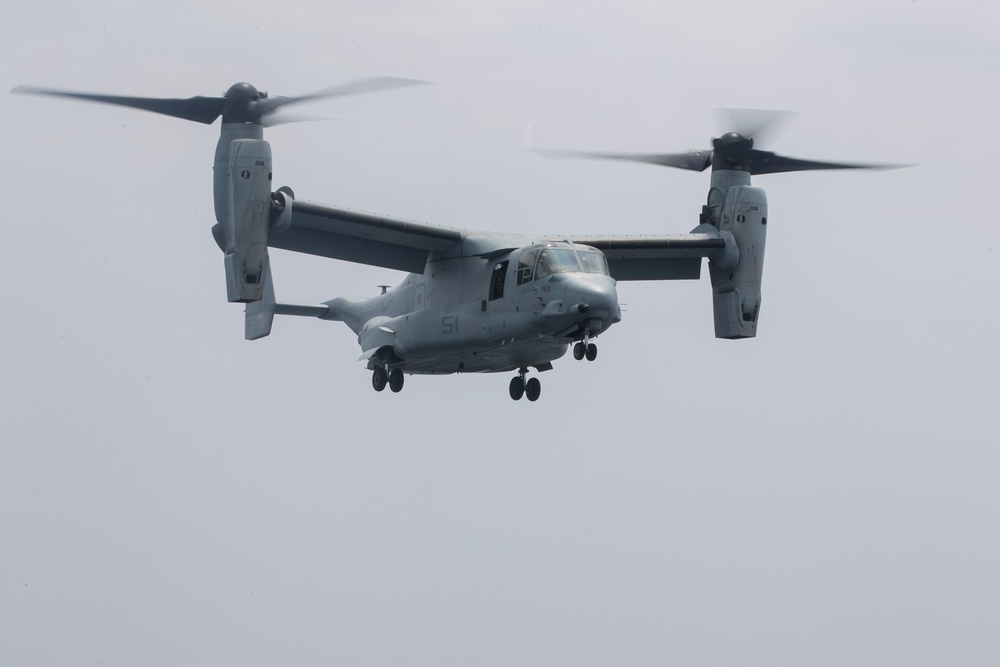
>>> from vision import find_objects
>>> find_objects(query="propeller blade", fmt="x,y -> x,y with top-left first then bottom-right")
717,108 -> 795,144
257,76 -> 428,117
262,112 -> 338,128
533,147 -> 713,172
11,85 -> 227,124
749,149 -> 905,175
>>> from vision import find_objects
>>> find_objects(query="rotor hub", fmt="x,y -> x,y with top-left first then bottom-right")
221,82 -> 263,124
226,82 -> 263,101
720,131 -> 746,141
712,132 -> 754,171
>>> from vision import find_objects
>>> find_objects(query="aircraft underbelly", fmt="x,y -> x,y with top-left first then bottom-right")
397,337 -> 568,375
368,287 -> 601,375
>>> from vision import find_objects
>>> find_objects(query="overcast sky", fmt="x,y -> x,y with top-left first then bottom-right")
3,1 -> 998,665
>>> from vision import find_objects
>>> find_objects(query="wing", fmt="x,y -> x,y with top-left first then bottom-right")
569,231 -> 727,280
268,196 -> 465,272
268,193 -> 726,280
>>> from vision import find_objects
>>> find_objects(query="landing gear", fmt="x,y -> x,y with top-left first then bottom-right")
509,375 -> 525,400
373,366 -> 404,393
573,332 -> 598,361
525,377 -> 541,402
372,367 -> 387,392
388,368 -> 404,393
509,368 -> 541,402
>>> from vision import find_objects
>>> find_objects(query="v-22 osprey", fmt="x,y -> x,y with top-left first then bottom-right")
14,79 -> 894,401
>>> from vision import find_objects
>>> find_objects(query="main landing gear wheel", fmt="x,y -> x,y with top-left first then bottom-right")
524,377 -> 541,402
389,368 -> 404,393
509,368 -> 541,402
509,376 -> 525,400
574,341 -> 598,361
372,367 -> 387,392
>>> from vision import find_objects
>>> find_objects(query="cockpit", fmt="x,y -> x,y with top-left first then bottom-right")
516,244 -> 610,286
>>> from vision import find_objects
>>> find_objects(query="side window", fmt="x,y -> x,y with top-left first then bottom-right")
489,260 -> 509,300
535,250 -> 552,279
516,249 -> 539,286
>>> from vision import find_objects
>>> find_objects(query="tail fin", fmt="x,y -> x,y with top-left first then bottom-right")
245,264 -> 276,340
244,266 -> 333,340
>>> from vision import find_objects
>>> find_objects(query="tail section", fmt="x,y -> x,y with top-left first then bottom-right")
244,264 -> 277,340
243,266 -> 339,341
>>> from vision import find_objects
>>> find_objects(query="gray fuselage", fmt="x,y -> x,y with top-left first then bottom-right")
323,240 -> 621,375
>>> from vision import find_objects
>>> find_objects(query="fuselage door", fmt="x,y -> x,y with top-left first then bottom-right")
488,260 -> 509,331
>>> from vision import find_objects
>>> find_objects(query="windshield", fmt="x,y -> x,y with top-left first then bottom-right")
518,246 -> 611,283
578,250 -> 610,275
535,249 -> 582,279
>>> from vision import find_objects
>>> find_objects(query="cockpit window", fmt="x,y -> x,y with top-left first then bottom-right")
578,250 -> 610,275
516,246 -> 611,284
517,248 -> 540,286
534,249 -> 582,279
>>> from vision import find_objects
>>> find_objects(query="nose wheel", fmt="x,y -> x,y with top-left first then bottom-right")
509,368 -> 541,402
573,326 -> 599,361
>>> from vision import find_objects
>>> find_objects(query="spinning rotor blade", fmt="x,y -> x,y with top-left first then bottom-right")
11,85 -> 227,124
748,150 -> 900,175
716,108 -> 794,145
256,76 -> 427,117
262,112 -> 335,128
534,107 -> 904,176
533,147 -> 712,172
13,76 -> 427,126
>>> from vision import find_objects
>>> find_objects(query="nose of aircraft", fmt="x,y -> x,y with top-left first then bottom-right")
562,275 -> 619,319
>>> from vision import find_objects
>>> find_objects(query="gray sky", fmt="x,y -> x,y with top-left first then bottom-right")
3,1 -> 998,665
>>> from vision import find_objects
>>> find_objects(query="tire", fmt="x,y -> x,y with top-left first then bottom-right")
509,376 -> 525,400
389,368 -> 405,393
372,368 -> 387,392
585,343 -> 598,361
573,342 -> 585,360
525,377 -> 541,402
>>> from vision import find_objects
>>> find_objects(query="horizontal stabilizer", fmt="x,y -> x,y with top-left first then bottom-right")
275,304 -> 330,317
245,273 -> 332,340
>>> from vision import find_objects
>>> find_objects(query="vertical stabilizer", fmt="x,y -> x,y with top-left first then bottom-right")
245,263 -> 276,340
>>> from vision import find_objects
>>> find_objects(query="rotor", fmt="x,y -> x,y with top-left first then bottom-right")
12,77 -> 427,126
533,109 -> 901,175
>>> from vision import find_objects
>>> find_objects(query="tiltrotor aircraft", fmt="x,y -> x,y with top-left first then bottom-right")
14,79 -> 893,401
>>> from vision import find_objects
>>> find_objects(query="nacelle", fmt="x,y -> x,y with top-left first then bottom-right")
221,137 -> 273,303
708,185 -> 767,339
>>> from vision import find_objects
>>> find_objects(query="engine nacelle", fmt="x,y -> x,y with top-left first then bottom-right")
223,139 -> 272,302
708,185 -> 767,339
